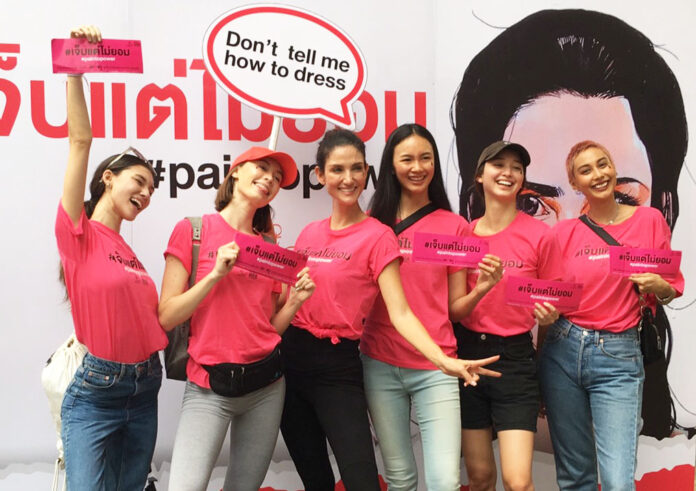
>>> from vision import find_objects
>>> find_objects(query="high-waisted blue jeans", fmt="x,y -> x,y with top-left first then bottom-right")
538,317 -> 644,491
61,352 -> 161,491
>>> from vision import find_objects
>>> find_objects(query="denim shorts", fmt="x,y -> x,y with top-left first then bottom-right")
454,324 -> 539,432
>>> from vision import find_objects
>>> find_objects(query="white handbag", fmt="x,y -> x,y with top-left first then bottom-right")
41,333 -> 88,490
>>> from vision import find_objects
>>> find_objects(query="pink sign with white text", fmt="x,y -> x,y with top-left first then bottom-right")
609,246 -> 681,277
234,233 -> 307,284
412,232 -> 488,268
505,276 -> 583,311
51,38 -> 143,73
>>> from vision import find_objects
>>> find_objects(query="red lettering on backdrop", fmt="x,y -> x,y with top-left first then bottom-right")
0,79 -> 20,136
384,90 -> 427,140
228,97 -> 273,142
112,83 -> 127,138
283,118 -> 326,143
189,59 -> 223,141
0,44 -> 21,136
136,84 -> 188,139
30,80 -> 67,138
354,90 -> 377,142
90,82 -> 105,138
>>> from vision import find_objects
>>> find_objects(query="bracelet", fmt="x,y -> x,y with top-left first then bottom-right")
656,289 -> 676,305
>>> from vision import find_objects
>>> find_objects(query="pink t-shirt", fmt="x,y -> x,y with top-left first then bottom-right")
165,213 -> 282,388
554,206 -> 684,332
361,209 -> 468,369
293,216 -> 402,342
461,212 -> 561,337
55,203 -> 167,363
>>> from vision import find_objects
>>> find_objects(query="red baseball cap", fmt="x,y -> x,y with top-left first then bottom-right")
230,147 -> 298,187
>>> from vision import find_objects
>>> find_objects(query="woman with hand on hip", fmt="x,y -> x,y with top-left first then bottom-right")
456,141 -> 562,491
57,26 -> 167,491
280,128 -> 500,491
538,141 -> 684,491
362,123 -> 503,490
159,147 -> 314,491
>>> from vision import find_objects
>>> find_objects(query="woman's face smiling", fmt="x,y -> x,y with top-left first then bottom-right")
232,158 -> 283,206
504,93 -> 652,224
392,135 -> 435,198
477,149 -> 525,202
315,144 -> 367,207
570,146 -> 618,201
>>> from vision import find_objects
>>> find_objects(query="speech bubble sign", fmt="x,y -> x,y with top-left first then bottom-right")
203,4 -> 367,129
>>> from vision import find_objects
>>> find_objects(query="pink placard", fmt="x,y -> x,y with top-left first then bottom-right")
234,233 -> 307,284
505,276 -> 583,311
51,38 -> 143,73
609,246 -> 681,277
412,232 -> 489,268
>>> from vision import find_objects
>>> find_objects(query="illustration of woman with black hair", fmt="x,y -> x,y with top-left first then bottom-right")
450,8 -> 688,441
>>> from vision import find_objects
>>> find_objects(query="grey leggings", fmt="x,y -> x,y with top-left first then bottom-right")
168,378 -> 285,491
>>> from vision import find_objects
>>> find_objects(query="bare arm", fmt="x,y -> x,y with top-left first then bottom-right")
449,254 -> 503,321
62,26 -> 101,226
378,260 -> 500,385
270,267 -> 315,335
158,241 -> 239,330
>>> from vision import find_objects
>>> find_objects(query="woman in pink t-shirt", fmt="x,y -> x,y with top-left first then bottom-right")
158,147 -> 314,490
56,26 -> 167,491
538,141 -> 684,490
280,128 -> 500,490
455,141 -> 561,491
361,124 -> 503,490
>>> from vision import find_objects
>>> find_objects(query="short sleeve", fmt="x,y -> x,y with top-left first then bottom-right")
537,228 -> 564,281
55,201 -> 90,262
164,218 -> 194,275
369,228 -> 402,282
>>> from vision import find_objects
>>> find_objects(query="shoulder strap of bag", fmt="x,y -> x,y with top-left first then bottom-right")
392,202 -> 438,236
579,214 -> 639,295
578,214 -> 622,246
186,216 -> 202,288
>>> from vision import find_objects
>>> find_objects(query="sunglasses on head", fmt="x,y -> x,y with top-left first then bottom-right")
106,146 -> 150,170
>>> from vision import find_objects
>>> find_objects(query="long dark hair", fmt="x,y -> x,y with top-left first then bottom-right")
452,9 -> 686,229
59,153 -> 155,289
370,124 -> 451,227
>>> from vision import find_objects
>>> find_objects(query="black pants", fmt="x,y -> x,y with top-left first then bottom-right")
280,325 -> 380,491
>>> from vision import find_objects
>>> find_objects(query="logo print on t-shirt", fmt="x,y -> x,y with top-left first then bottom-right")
295,246 -> 352,263
575,245 -> 610,261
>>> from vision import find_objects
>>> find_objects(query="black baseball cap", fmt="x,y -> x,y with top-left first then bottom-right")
476,141 -> 531,173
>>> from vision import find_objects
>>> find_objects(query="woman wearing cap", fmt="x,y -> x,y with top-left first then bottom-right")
57,26 -> 167,491
361,123 -> 503,490
280,128 -> 500,491
538,141 -> 684,490
158,146 -> 315,490
455,141 -> 561,491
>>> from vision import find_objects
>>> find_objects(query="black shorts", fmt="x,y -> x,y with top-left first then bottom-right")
454,323 -> 540,432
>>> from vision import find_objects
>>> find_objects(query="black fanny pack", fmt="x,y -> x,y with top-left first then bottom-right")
202,345 -> 282,397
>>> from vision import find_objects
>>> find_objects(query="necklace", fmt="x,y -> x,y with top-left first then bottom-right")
588,203 -> 620,225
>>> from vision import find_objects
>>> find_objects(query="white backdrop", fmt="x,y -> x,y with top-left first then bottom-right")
1,1 -> 694,489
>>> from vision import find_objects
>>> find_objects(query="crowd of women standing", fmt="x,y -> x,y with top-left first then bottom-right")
55,25 -> 684,491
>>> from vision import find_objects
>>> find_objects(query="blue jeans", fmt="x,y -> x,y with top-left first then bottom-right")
61,352 -> 161,491
362,355 -> 461,491
538,317 -> 644,491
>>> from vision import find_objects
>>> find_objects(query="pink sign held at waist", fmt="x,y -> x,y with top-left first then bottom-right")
505,276 -> 583,311
609,246 -> 681,277
412,232 -> 488,268
234,233 -> 307,284
51,38 -> 143,73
